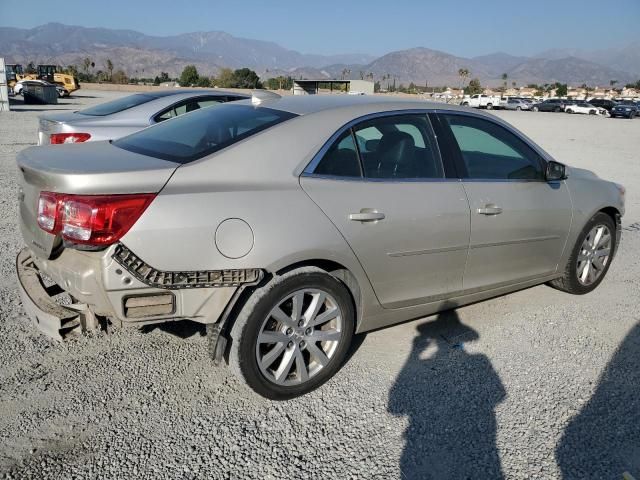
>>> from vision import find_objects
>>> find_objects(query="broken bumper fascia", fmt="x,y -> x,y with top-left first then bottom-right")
16,248 -> 99,340
16,246 -> 252,340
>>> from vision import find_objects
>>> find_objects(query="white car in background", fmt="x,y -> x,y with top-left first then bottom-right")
13,79 -> 66,98
565,101 -> 607,116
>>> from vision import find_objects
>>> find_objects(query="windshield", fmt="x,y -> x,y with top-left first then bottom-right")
78,94 -> 155,116
113,104 -> 297,164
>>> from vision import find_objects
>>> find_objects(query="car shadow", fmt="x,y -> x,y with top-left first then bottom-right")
388,308 -> 506,479
555,321 -> 640,479
140,319 -> 206,338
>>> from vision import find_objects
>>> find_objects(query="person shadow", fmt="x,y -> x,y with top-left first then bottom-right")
388,308 -> 506,480
555,321 -> 640,479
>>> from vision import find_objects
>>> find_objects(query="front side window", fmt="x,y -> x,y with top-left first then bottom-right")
114,104 -> 296,164
441,114 -> 544,180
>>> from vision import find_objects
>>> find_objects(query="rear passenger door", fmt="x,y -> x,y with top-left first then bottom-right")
301,113 -> 471,309
434,112 -> 572,291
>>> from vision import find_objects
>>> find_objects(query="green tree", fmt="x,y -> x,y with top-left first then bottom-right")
502,73 -> 508,90
231,68 -> 262,89
464,78 -> 483,95
82,57 -> 91,75
180,65 -> 200,86
196,76 -> 212,87
214,68 -> 235,88
555,83 -> 568,97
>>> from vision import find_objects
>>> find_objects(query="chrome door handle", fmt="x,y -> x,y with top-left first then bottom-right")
349,210 -> 385,222
477,204 -> 503,215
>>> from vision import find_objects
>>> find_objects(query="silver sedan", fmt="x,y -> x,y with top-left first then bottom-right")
504,98 -> 531,111
37,89 -> 249,145
16,94 -> 624,399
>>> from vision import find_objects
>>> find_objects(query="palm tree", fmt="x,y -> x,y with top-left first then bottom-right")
458,68 -> 470,89
105,59 -> 114,81
502,73 -> 508,90
82,57 -> 91,75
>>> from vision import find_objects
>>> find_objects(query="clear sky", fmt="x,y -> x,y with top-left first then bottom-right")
1,0 -> 639,57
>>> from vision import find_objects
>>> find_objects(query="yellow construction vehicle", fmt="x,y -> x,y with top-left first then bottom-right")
7,64 -> 80,96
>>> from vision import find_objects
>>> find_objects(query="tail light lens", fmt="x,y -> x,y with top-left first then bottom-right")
36,192 -> 156,246
50,133 -> 91,144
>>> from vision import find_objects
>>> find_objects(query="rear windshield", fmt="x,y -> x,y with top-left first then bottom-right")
113,104 -> 297,163
78,94 -> 154,116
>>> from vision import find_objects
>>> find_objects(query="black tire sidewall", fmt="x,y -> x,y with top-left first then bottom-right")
565,213 -> 616,294
234,272 -> 355,400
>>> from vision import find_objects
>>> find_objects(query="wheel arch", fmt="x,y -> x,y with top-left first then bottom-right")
274,259 -> 362,325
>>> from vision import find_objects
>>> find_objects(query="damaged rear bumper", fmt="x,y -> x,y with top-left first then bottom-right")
16,248 -> 99,340
16,245 -> 253,341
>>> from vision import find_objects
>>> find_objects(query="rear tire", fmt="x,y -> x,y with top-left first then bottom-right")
548,212 -> 616,295
226,268 -> 355,400
486,103 -> 493,110
532,106 -> 539,112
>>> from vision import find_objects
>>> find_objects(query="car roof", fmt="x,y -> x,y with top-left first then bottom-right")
142,89 -> 249,99
233,94 -> 471,116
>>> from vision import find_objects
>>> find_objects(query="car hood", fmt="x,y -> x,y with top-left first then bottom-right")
567,166 -> 599,181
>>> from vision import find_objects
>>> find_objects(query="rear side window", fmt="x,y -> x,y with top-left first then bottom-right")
354,115 -> 443,179
441,114 -> 544,180
114,104 -> 297,164
314,130 -> 361,177
155,96 -> 225,123
313,114 -> 444,180
78,94 -> 154,116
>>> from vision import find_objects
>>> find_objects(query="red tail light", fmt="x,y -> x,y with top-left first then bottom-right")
36,192 -> 156,246
50,133 -> 91,144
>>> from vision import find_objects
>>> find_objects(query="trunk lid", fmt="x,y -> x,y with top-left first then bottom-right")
17,141 -> 179,259
38,112 -> 89,145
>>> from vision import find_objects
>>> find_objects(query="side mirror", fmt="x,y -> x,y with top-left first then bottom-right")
546,161 -> 567,181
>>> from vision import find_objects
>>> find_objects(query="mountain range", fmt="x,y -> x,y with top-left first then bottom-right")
1,23 -> 638,87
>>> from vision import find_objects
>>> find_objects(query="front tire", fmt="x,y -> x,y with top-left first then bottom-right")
486,103 -> 493,110
549,212 -> 616,295
226,268 -> 355,400
532,106 -> 539,112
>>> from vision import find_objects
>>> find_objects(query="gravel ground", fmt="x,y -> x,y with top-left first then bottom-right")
0,92 -> 639,479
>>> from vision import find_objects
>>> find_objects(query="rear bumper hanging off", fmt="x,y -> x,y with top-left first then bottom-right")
16,248 -> 100,340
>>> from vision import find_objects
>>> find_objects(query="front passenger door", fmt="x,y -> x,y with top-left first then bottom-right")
436,113 -> 572,291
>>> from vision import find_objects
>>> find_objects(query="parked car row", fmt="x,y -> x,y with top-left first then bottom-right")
461,95 -> 639,118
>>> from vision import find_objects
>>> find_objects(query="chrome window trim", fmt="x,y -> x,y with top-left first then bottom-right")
303,109 -> 450,182
434,109 -> 550,183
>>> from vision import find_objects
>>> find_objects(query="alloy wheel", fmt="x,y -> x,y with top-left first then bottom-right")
256,289 -> 343,386
576,225 -> 611,286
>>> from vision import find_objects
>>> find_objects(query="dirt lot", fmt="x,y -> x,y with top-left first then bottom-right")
0,91 -> 639,479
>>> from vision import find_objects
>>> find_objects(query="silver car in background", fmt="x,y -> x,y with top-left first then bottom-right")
504,98 -> 531,111
37,89 -> 249,145
16,95 -> 624,399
